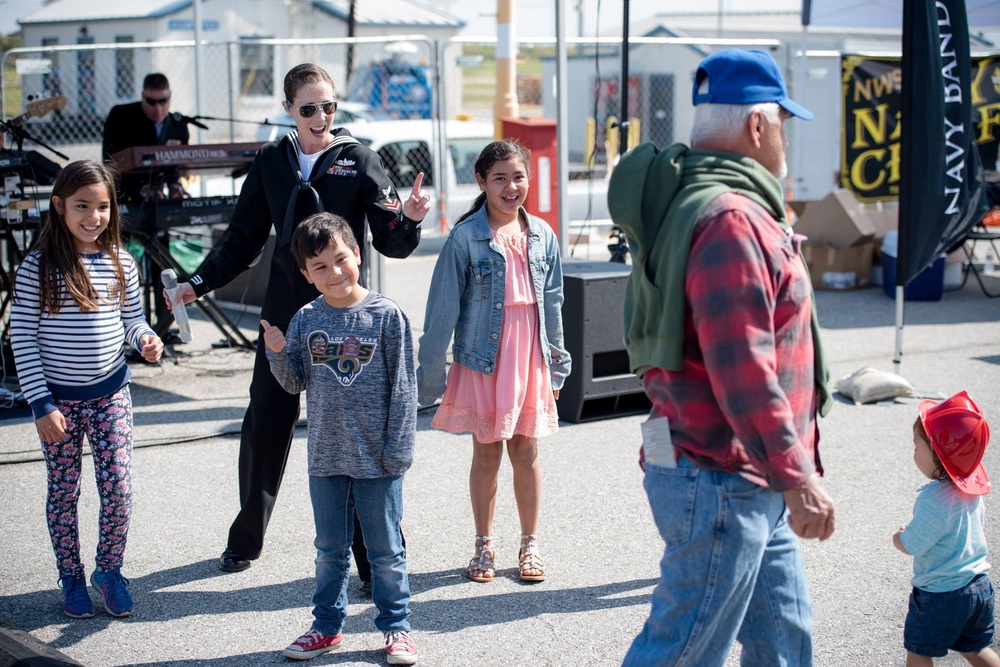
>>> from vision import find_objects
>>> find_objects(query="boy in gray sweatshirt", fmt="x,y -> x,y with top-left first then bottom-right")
263,212 -> 418,665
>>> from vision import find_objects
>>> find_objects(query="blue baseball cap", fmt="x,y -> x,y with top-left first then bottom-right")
693,49 -> 813,120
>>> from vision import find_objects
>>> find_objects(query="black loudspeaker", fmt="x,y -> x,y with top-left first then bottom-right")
556,260 -> 651,423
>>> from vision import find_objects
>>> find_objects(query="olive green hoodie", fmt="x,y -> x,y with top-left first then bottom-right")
607,142 -> 831,417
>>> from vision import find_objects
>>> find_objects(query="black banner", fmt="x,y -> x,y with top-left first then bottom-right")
898,0 -> 988,286
841,54 -> 1000,202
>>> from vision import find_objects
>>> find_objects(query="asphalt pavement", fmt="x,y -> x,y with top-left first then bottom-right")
1,233 -> 999,667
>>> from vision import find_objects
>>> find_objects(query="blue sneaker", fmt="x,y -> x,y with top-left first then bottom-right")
59,574 -> 95,619
90,568 -> 134,617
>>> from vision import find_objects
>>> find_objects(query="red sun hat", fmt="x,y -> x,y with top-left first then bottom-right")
919,391 -> 992,496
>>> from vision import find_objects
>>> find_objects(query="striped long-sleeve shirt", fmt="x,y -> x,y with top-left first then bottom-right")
10,249 -> 154,419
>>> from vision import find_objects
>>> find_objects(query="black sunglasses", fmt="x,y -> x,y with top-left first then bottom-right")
291,101 -> 336,118
143,96 -> 171,106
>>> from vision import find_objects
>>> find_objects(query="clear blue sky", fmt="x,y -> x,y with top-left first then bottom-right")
443,0 -> 802,38
13,1 -> 989,42
0,0 -> 805,38
0,0 -> 43,37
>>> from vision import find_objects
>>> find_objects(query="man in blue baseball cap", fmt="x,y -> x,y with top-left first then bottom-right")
608,48 -> 836,666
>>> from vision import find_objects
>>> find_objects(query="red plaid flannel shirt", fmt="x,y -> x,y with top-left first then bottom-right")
642,192 -> 822,491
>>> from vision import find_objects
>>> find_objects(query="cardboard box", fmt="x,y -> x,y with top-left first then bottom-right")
793,189 -> 877,248
860,199 -> 898,241
789,200 -> 808,220
802,241 -> 875,290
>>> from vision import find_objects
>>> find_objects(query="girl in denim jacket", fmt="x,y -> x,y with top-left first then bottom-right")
417,140 -> 571,583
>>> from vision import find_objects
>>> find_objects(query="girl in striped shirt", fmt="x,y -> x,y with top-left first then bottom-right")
10,160 -> 162,620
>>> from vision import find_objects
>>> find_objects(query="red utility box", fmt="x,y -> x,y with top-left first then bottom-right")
500,117 -> 559,237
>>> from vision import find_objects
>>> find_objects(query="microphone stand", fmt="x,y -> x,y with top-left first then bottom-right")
189,115 -> 294,146
192,114 -> 295,130
607,0 -> 631,264
0,119 -> 69,161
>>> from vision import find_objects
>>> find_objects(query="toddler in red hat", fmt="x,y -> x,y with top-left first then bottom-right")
892,391 -> 998,666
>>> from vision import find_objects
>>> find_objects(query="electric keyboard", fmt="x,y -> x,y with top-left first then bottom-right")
0,155 -> 28,170
121,195 -> 240,231
111,142 -> 263,172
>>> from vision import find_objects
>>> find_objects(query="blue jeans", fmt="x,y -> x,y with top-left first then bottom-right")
308,475 -> 411,636
623,457 -> 813,667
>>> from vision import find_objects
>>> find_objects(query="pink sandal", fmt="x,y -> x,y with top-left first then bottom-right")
518,534 -> 546,582
466,535 -> 495,582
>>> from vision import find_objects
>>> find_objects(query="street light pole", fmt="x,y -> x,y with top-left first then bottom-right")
618,0 -> 629,154
494,0 -> 519,139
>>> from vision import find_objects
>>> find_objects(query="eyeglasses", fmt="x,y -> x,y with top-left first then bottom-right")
290,101 -> 336,118
143,96 -> 171,106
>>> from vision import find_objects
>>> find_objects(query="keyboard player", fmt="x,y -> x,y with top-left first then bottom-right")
102,72 -> 189,203
103,72 -> 192,334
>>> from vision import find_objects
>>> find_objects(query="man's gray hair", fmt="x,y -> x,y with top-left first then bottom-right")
689,101 -> 781,147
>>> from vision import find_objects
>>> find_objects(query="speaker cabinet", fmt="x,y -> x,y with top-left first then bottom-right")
556,260 -> 651,423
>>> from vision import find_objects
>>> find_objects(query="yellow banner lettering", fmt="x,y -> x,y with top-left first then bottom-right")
970,58 -> 992,106
886,141 -> 901,184
852,103 -> 890,148
850,149 -> 887,192
977,102 -> 1000,144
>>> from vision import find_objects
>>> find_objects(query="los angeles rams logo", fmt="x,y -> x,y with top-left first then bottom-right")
307,331 -> 377,386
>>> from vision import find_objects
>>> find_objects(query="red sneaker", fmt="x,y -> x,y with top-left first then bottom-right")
384,630 -> 418,665
282,629 -> 343,660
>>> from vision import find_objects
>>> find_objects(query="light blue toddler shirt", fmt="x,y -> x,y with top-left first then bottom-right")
900,479 -> 990,592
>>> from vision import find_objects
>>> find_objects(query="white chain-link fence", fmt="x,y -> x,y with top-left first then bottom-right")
2,36 -> 794,211
5,36 -> 791,157
1,37 -> 440,163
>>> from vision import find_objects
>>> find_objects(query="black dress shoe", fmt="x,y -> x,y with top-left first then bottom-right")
163,331 -> 184,345
219,550 -> 251,573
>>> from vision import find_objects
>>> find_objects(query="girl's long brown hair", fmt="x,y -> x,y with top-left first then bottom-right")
32,160 -> 126,314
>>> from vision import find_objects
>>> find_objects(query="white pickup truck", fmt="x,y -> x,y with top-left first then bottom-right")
334,118 -> 611,232
211,118 -> 612,306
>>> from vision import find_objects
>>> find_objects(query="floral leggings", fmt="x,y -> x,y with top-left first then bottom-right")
41,386 -> 133,579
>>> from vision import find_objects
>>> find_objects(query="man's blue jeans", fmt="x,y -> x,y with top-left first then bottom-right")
308,475 -> 411,636
623,457 -> 813,667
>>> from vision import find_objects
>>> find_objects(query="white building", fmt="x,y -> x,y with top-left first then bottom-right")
542,11 -> 994,200
14,0 -> 464,144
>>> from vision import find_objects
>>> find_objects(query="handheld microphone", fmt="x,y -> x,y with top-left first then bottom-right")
173,112 -> 209,130
160,269 -> 193,343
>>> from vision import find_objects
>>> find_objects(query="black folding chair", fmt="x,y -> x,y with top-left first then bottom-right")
957,182 -> 1000,297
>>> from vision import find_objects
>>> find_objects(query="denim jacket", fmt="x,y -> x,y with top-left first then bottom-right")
417,204 -> 571,407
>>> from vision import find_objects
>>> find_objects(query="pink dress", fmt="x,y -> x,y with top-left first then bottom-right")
431,230 -> 559,442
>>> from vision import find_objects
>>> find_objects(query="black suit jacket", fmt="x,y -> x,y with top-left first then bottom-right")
102,101 -> 190,202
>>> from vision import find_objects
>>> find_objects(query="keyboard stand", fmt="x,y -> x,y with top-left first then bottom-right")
132,228 -> 255,350
0,216 -> 41,354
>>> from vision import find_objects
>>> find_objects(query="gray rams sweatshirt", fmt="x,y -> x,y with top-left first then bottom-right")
266,291 -> 416,478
